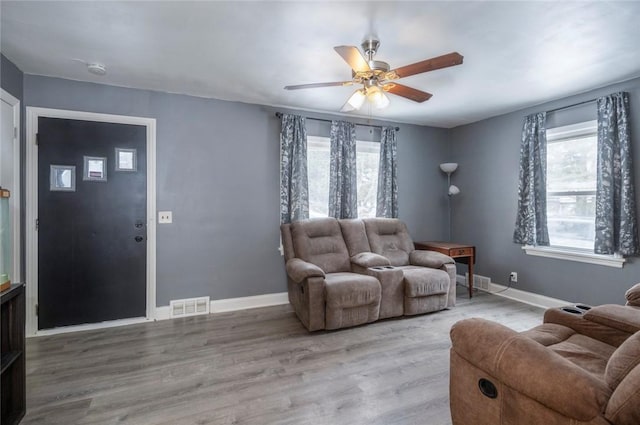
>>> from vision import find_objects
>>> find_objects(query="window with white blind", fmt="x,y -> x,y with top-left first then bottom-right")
307,136 -> 379,218
546,120 -> 597,250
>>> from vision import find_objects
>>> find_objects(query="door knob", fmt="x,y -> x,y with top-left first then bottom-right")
135,236 -> 144,242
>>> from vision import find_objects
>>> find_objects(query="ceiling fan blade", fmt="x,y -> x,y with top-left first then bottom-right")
284,81 -> 352,90
389,52 -> 463,79
334,46 -> 371,72
384,83 -> 433,103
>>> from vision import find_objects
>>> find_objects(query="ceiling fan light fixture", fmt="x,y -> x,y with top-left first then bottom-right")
341,89 -> 366,112
366,86 -> 390,109
375,92 -> 390,109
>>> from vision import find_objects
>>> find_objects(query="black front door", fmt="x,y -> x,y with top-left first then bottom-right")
38,117 -> 147,329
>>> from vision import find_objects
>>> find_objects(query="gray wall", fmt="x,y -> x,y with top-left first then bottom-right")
450,77 -> 640,305
1,54 -> 23,100
24,75 -> 450,306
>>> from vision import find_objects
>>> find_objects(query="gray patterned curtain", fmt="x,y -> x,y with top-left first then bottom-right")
280,114 -> 309,224
594,92 -> 638,255
513,112 -> 550,246
376,127 -> 398,218
328,120 -> 358,218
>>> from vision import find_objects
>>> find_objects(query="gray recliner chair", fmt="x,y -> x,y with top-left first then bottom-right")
281,217 -> 384,331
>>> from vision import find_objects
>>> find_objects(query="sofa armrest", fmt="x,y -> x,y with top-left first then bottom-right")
409,250 -> 454,268
286,258 -> 325,283
544,307 -> 631,347
584,305 -> 640,334
450,318 -> 611,421
350,252 -> 390,268
625,283 -> 640,306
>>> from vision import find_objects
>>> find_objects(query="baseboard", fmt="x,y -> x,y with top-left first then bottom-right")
32,293 -> 291,335
488,283 -> 570,309
155,292 -> 289,320
210,292 -> 289,313
33,316 -> 151,337
457,274 -> 570,309
155,306 -> 171,321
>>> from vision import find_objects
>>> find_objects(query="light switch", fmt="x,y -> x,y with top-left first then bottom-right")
158,211 -> 172,224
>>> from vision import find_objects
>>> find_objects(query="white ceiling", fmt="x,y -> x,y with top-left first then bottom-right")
2,1 -> 640,128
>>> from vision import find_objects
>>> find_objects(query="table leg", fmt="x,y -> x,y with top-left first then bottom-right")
468,257 -> 474,298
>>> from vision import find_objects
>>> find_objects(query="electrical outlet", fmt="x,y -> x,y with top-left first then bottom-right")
158,211 -> 173,224
509,272 -> 518,284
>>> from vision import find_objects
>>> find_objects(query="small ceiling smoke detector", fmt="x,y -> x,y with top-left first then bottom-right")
87,62 -> 106,76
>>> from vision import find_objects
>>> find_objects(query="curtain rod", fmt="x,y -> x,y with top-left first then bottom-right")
546,98 -> 597,114
275,112 -> 400,132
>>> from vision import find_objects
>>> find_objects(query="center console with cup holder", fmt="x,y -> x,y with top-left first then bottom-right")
544,301 -> 640,347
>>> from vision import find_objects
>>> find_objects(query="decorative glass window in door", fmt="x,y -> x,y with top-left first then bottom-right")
50,165 -> 76,191
83,156 -> 107,182
115,148 -> 137,172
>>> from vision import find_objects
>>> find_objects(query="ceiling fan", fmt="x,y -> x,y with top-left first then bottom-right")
284,38 -> 463,112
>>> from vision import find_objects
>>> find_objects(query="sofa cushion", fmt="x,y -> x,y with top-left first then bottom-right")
520,323 -> 576,346
363,218 -> 414,266
338,219 -> 371,256
547,334 -> 616,379
522,323 -> 617,379
605,331 -> 640,389
291,218 -> 351,273
605,363 -> 640,425
401,267 -> 450,298
324,272 -> 381,308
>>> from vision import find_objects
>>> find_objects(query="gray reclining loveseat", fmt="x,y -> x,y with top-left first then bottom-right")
280,217 -> 456,331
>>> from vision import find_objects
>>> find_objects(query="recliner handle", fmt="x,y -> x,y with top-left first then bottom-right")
478,378 -> 498,399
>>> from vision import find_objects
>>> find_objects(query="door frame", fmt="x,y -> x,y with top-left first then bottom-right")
0,89 -> 21,285
26,107 -> 157,336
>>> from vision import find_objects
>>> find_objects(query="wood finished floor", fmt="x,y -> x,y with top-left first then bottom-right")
23,286 -> 544,425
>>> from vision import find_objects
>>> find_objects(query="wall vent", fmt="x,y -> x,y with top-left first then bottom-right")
170,296 -> 210,318
477,275 -> 491,291
465,273 -> 491,291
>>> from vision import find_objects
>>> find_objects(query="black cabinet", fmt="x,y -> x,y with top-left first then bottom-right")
1,283 -> 25,425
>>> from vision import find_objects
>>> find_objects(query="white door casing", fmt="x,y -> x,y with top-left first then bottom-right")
26,107 -> 157,336
0,89 -> 21,285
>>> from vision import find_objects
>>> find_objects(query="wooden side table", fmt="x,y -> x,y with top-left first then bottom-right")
414,241 -> 476,298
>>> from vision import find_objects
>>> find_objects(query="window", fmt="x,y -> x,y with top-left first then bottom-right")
546,120 -> 597,250
307,136 -> 330,218
307,136 -> 380,218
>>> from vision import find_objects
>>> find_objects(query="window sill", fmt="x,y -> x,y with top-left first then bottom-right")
522,245 -> 626,268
